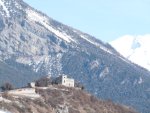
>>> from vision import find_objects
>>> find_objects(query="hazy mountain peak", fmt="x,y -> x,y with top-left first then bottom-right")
110,34 -> 150,71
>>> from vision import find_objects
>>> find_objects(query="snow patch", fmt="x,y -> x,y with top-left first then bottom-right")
0,0 -> 10,17
138,77 -> 143,84
99,67 -> 109,78
0,110 -> 11,113
90,60 -> 99,69
121,80 -> 126,85
14,1 -> 22,9
26,9 -> 75,43
80,35 -> 99,46
16,54 -> 63,75
80,35 -> 113,54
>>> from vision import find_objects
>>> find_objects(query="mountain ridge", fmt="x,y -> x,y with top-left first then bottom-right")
0,0 -> 150,113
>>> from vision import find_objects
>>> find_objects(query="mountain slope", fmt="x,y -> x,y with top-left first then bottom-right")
0,60 -> 41,87
0,86 -> 138,113
0,0 -> 150,113
110,35 -> 150,71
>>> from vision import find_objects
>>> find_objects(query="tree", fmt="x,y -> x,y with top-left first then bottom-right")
1,82 -> 14,91
35,76 -> 51,87
75,82 -> 85,90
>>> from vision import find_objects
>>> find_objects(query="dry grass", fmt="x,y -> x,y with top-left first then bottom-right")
0,86 -> 138,113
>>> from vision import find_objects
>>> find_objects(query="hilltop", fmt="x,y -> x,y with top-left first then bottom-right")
0,85 -> 137,113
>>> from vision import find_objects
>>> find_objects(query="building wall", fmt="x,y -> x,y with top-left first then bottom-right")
28,82 -> 35,88
55,75 -> 74,87
61,76 -> 74,87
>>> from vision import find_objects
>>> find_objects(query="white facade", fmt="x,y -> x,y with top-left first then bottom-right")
56,75 -> 74,87
28,82 -> 35,88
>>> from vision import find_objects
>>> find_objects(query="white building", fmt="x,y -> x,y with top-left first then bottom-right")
56,75 -> 74,87
28,82 -> 35,88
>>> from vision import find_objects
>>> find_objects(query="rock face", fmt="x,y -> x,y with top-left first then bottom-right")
0,0 -> 150,113
0,86 -> 138,113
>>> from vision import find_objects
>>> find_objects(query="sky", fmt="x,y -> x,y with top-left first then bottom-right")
24,0 -> 150,42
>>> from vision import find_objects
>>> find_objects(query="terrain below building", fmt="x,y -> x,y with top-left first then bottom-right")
0,85 -> 138,113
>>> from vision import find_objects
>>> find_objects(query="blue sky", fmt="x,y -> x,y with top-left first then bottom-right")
24,0 -> 150,42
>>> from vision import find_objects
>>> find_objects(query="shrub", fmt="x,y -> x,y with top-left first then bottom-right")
35,76 -> 51,87
1,82 -> 14,91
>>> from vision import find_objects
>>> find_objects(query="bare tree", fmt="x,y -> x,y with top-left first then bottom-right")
35,76 -> 51,87
75,82 -> 85,90
1,82 -> 14,91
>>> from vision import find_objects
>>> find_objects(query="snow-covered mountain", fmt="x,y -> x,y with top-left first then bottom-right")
0,0 -> 150,113
110,34 -> 150,71
0,0 -> 114,75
